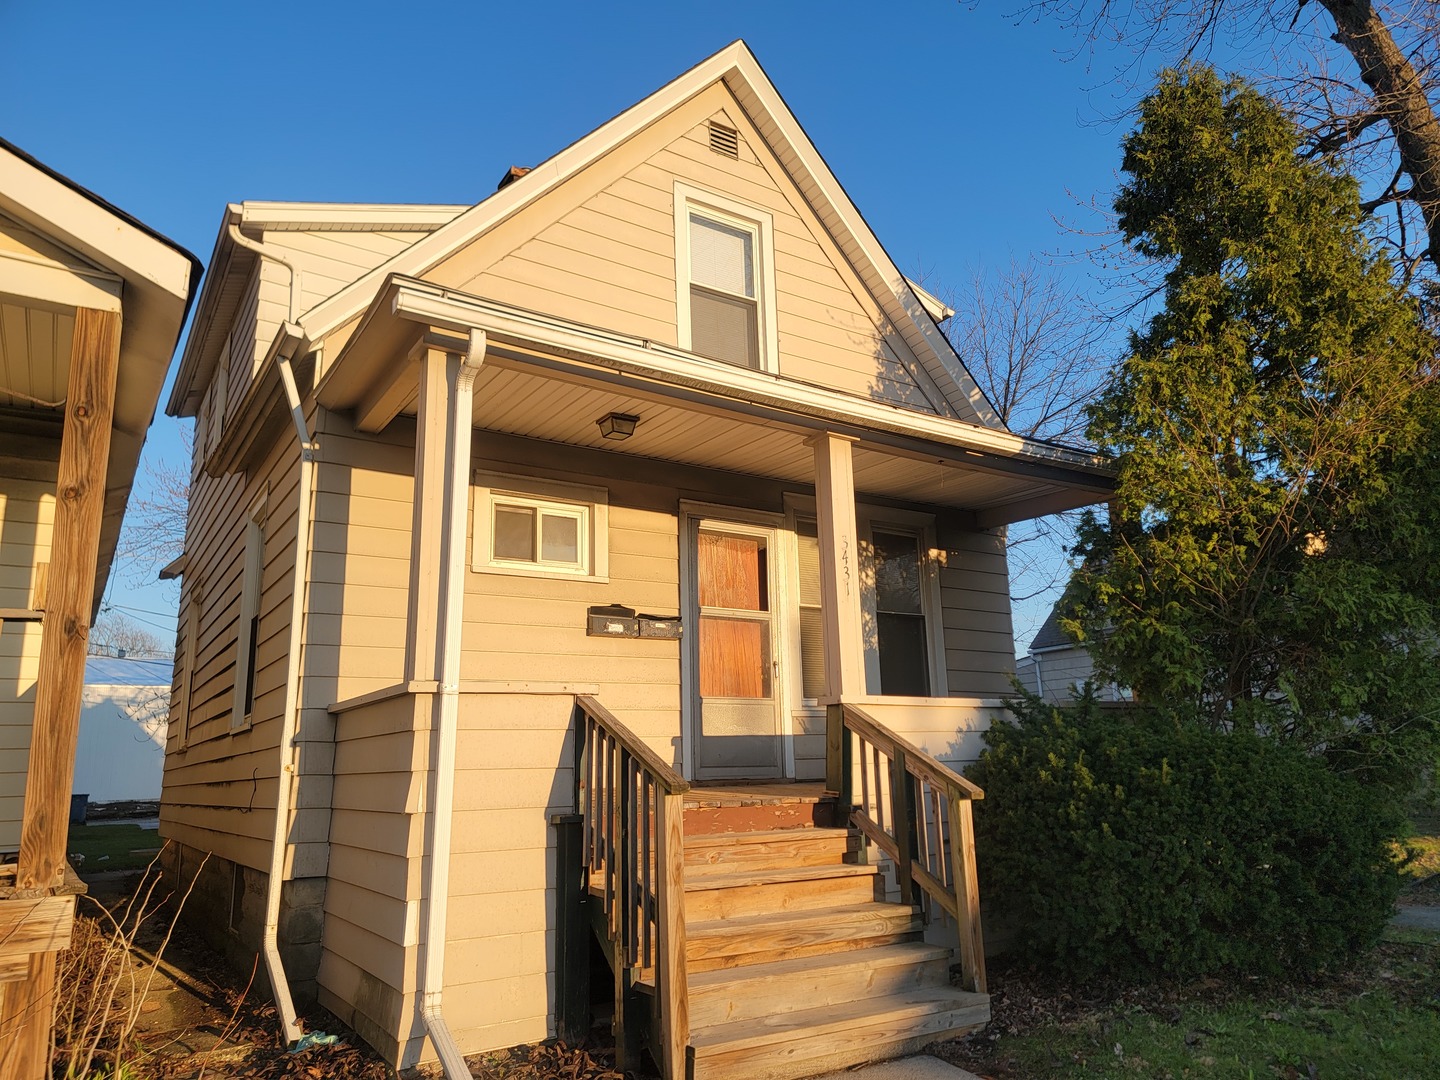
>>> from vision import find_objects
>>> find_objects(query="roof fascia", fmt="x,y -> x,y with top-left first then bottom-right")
326,278 -> 1113,495
0,142 -> 196,304
238,202 -> 469,231
166,204 -> 245,416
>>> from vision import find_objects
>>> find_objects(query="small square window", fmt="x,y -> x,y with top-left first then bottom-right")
473,473 -> 609,582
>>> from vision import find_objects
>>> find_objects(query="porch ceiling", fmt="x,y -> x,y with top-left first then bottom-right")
315,279 -> 1114,524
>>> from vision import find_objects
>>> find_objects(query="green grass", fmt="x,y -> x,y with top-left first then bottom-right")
67,823 -> 165,875
999,991 -> 1438,1078
1401,814 -> 1440,904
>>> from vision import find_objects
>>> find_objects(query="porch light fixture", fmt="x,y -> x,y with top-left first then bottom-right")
597,412 -> 639,441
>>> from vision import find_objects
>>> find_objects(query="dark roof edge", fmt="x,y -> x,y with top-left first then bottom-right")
0,135 -> 205,335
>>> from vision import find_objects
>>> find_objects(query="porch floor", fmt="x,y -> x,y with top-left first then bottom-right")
684,781 -> 827,808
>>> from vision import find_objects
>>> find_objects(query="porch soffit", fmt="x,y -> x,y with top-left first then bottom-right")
316,280 -> 1113,524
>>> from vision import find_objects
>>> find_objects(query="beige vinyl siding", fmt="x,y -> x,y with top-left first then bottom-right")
937,523 -> 1016,698
159,428 -> 303,872
0,474 -> 56,851
428,83 -> 951,418
226,228 -> 427,422
321,690 -> 574,1065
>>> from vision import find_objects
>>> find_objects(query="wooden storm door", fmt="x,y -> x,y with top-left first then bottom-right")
692,521 -> 785,780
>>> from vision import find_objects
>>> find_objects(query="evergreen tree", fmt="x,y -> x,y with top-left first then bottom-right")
1071,66 -> 1440,787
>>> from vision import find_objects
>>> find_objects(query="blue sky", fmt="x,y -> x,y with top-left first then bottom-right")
1,1 -> 1155,649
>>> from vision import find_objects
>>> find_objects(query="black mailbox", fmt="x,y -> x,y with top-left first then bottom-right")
638,614 -> 683,639
587,603 -> 638,638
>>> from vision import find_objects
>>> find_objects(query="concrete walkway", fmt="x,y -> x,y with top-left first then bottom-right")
812,1056 -> 982,1080
1393,903 -> 1440,932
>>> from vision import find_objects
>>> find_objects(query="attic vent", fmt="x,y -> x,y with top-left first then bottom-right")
708,122 -> 740,159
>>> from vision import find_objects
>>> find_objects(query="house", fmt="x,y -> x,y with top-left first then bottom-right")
74,654 -> 173,806
158,42 -> 1113,1079
1014,597 -> 1130,704
0,138 -> 198,1078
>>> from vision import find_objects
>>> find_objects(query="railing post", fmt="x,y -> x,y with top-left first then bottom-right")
949,794 -> 986,993
890,748 -> 919,908
825,702 -> 852,816
655,791 -> 689,1080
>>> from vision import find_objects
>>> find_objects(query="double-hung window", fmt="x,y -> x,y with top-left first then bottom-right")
675,183 -> 777,372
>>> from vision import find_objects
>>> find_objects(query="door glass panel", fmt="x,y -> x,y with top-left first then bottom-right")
699,615 -> 772,698
699,533 -> 768,611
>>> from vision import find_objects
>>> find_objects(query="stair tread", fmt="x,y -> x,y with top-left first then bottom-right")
688,941 -> 950,989
687,901 -> 921,941
689,985 -> 990,1053
686,826 -> 852,849
684,862 -> 877,893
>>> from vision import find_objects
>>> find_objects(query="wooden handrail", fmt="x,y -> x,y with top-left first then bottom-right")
828,701 -> 987,994
573,696 -> 689,1080
576,695 -> 689,794
838,706 -> 984,801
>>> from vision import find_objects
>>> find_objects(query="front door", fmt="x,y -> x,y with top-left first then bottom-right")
689,519 -> 786,780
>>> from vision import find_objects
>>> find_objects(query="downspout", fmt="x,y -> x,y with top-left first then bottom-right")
227,220 -> 310,1047
418,328 -> 487,1078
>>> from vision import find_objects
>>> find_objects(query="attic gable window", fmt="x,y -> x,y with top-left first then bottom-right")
674,183 -> 779,374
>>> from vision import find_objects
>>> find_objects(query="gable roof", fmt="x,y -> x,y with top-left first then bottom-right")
0,137 -> 200,609
167,200 -> 468,416
294,41 -> 1003,428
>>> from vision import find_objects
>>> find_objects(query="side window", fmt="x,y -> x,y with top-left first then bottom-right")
870,529 -> 931,696
794,518 -> 827,703
472,473 -> 609,582
674,183 -> 778,372
232,493 -> 266,729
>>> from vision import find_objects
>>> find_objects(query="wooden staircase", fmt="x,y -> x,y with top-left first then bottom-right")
572,698 -> 990,1080
671,795 -> 989,1080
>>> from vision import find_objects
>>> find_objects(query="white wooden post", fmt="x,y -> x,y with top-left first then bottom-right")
811,432 -> 866,698
404,341 -> 463,682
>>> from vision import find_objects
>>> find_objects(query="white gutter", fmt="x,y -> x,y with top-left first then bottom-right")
231,223 -> 310,1049
227,222 -> 300,322
417,328 -> 487,1079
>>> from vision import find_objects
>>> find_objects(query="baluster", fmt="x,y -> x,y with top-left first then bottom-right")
929,782 -> 946,926
641,774 -> 653,971
872,745 -> 886,834
916,775 -> 932,896
858,733 -> 871,826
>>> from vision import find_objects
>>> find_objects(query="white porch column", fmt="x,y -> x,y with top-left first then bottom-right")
404,336 -> 483,682
810,432 -> 866,699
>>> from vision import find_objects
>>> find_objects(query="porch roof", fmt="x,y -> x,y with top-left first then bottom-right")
312,276 -> 1113,526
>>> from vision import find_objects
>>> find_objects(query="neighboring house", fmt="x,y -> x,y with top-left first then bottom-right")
1014,597 -> 1129,704
0,138 -> 198,1078
158,42 -> 1113,1080
74,654 -> 172,804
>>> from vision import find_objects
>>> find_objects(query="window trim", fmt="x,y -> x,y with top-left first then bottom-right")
471,471 -> 609,582
674,182 -> 780,374
231,491 -> 266,731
